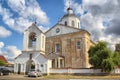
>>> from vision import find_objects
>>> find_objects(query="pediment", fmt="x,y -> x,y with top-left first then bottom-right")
45,24 -> 80,37
25,23 -> 43,34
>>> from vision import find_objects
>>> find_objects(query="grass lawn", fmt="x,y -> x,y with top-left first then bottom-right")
44,74 -> 120,79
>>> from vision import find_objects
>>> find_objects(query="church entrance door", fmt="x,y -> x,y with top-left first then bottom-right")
18,64 -> 21,74
26,60 -> 35,74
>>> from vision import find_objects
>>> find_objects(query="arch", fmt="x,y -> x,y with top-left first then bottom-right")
18,63 -> 21,74
28,32 -> 37,48
26,60 -> 35,74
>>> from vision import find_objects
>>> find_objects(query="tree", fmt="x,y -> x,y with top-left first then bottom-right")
102,58 -> 114,72
88,41 -> 114,72
113,51 -> 120,67
0,60 -> 6,66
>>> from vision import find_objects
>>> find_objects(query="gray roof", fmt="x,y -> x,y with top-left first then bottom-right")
46,52 -> 64,59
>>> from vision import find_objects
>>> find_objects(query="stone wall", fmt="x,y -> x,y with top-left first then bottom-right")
46,31 -> 93,68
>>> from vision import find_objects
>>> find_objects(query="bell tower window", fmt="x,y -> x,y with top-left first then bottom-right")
28,32 -> 36,48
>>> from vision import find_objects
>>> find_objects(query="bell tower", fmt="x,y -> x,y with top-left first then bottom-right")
22,23 -> 45,54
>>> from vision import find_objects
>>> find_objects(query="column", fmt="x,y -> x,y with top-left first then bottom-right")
58,58 -> 60,68
55,59 -> 57,68
62,59 -> 65,68
24,63 -> 26,74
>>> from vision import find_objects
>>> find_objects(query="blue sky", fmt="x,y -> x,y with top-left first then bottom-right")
0,0 -> 120,62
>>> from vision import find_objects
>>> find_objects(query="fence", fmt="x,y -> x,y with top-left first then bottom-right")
50,68 -> 120,75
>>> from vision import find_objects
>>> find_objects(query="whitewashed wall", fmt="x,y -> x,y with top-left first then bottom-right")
60,16 -> 80,29
114,68 -> 120,73
50,68 -> 120,74
50,68 -> 68,74
14,53 -> 50,74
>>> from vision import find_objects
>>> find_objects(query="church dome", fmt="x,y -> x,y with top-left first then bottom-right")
59,7 -> 80,29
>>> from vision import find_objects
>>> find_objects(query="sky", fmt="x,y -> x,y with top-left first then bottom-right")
0,0 -> 120,62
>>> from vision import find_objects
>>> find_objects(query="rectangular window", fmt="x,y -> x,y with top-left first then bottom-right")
55,44 -> 60,52
77,41 -> 81,49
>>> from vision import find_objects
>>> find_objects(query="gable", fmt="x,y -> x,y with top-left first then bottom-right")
25,23 -> 43,35
36,53 -> 48,63
15,53 -> 29,63
15,52 -> 49,63
45,24 -> 80,37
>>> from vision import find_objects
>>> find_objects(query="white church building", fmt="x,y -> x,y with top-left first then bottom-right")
14,23 -> 52,74
14,7 -> 94,75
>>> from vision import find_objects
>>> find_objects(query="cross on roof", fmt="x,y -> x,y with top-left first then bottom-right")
68,0 -> 72,8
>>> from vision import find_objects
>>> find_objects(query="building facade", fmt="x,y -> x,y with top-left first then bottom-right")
14,8 -> 94,74
115,43 -> 120,52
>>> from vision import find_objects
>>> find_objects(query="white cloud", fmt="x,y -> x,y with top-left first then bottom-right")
5,46 -> 21,58
0,42 -> 21,62
7,0 -> 25,12
0,26 -> 11,38
0,42 -> 4,49
0,4 -> 12,19
82,0 -> 120,44
64,0 -> 84,15
83,0 -> 108,5
0,42 -> 4,55
38,25 -> 49,33
0,0 -> 49,33
81,13 -> 105,41
8,0 -> 49,24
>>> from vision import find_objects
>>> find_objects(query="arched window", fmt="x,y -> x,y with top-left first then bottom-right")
28,32 -> 36,48
65,21 -> 67,26
72,20 -> 75,27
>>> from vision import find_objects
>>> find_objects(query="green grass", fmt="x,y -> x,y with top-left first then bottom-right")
44,74 -> 120,79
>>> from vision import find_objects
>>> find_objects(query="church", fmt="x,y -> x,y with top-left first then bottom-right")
14,7 -> 94,75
